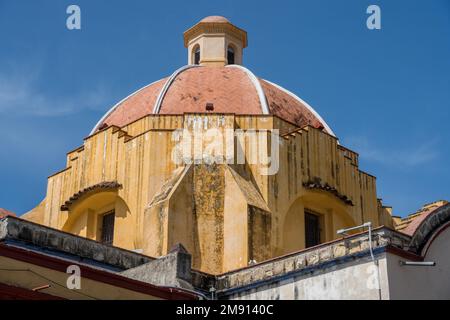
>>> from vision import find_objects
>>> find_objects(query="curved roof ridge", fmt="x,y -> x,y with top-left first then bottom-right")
90,78 -> 165,135
261,79 -> 336,137
408,202 -> 450,254
90,66 -> 334,135
226,64 -> 269,114
153,65 -> 201,114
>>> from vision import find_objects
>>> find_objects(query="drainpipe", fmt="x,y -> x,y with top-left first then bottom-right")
337,222 -> 374,259
337,222 -> 382,299
209,286 -> 217,300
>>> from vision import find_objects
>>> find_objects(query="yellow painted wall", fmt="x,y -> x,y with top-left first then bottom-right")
223,168 -> 250,271
22,113 -> 392,274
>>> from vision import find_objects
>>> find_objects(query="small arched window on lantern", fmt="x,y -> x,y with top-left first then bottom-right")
227,46 -> 235,65
193,45 -> 200,65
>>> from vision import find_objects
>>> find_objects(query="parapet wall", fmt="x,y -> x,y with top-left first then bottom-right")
210,227 -> 413,297
0,216 -> 153,270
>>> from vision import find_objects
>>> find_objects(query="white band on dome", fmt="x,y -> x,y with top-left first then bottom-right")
226,64 -> 270,115
90,64 -> 335,139
153,65 -> 201,114
89,78 -> 164,135
262,79 -> 336,137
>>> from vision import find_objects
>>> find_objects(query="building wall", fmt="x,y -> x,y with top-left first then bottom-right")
22,113 -> 386,274
223,168 -> 250,271
386,227 -> 450,299
225,236 -> 450,301
226,257 -> 390,300
186,29 -> 244,66
267,120 -> 380,256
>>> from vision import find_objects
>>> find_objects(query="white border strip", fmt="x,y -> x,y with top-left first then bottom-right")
226,64 -> 270,114
153,65 -> 201,114
262,79 -> 336,137
89,78 -> 164,135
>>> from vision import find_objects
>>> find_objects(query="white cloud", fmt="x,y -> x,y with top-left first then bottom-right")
0,66 -> 110,117
344,136 -> 439,168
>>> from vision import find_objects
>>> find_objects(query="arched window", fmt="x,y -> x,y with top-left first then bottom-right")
193,46 -> 200,65
227,46 -> 235,65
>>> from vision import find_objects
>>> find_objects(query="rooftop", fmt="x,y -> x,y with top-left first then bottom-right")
92,66 -> 334,136
0,208 -> 16,219
395,200 -> 449,236
4,207 -> 449,299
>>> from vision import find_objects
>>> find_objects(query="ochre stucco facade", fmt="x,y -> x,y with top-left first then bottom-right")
23,113 -> 393,274
22,16 -> 394,275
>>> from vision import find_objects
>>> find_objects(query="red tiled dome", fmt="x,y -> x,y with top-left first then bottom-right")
92,66 -> 334,135
0,208 -> 16,219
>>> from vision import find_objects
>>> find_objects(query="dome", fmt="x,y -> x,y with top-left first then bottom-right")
200,16 -> 230,23
91,65 -> 334,136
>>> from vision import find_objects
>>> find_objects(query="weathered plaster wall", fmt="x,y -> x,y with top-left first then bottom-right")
214,227 -> 412,299
386,227 -> 450,299
22,113 -> 386,274
269,125 -> 380,255
226,257 -> 389,300
223,168 -> 250,271
185,23 -> 245,66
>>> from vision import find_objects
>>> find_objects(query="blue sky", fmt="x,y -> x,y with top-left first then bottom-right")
0,0 -> 449,217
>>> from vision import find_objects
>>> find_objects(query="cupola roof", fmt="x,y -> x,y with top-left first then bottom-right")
91,17 -> 334,137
